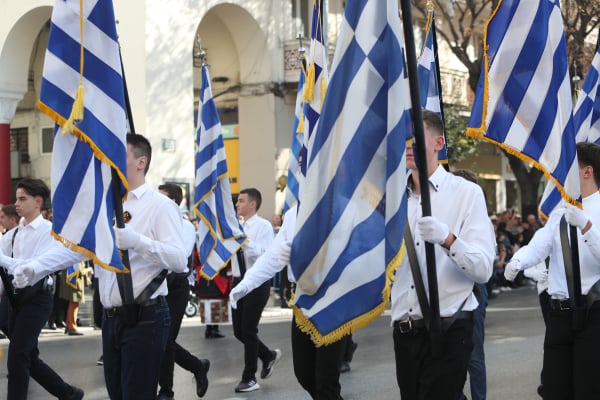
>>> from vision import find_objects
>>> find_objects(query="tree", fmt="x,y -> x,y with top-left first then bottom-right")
411,0 -> 600,216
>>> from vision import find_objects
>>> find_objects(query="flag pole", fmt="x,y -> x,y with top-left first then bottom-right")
431,16 -> 449,171
399,0 -> 443,357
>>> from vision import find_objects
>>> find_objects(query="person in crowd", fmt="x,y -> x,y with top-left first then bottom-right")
0,178 -> 84,400
391,111 -> 495,399
157,182 -> 210,399
0,204 -> 19,339
60,260 -> 91,336
504,142 -> 600,399
230,188 -> 280,393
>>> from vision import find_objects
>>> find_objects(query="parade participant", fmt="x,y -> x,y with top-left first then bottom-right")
231,188 -> 280,393
157,182 -> 210,399
505,142 -> 600,399
391,111 -> 495,399
0,179 -> 84,400
0,204 -> 19,338
11,133 -> 188,400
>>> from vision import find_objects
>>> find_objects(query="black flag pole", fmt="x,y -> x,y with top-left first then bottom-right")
430,16 -> 449,171
399,0 -> 443,357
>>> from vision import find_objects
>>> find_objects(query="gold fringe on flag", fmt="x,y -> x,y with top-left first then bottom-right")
303,62 -> 316,103
63,0 -> 85,135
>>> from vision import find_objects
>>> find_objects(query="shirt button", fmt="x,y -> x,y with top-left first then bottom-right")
451,253 -> 456,256
411,285 -> 414,289
409,308 -> 413,312
416,242 -> 420,246
462,267 -> 466,270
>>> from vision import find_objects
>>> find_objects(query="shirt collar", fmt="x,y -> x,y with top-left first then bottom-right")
129,183 -> 151,200
583,190 -> 600,205
242,213 -> 259,227
21,214 -> 45,230
406,164 -> 447,194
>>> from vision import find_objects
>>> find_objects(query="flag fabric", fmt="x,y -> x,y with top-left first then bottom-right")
417,12 -> 448,164
38,0 -> 127,273
193,64 -> 247,280
284,71 -> 306,212
290,0 -> 411,346
539,44 -> 600,218
300,0 -> 329,176
467,0 -> 580,209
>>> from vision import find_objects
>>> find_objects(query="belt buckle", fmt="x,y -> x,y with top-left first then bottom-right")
559,300 -> 571,311
398,318 -> 413,333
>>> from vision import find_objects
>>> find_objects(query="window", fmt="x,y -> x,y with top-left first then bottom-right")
9,127 -> 28,153
41,126 -> 54,154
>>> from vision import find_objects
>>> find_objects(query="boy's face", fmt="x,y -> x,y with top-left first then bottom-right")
15,188 -> 41,220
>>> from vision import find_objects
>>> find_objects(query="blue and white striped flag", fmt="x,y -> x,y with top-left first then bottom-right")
284,71 -> 305,212
467,0 -> 580,208
38,0 -> 127,273
539,44 -> 600,218
290,0 -> 411,346
418,12 -> 448,165
300,0 -> 329,176
193,64 -> 247,280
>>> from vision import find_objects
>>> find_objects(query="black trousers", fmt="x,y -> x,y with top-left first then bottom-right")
159,273 -> 202,396
231,280 -> 272,381
393,318 -> 473,400
291,316 -> 344,400
7,288 -> 73,400
542,302 -> 600,399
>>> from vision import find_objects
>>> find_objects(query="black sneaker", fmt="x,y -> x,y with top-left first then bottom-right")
194,359 -> 210,397
260,349 -> 282,379
346,341 -> 358,362
96,355 -> 103,366
234,379 -> 260,392
339,361 -> 351,373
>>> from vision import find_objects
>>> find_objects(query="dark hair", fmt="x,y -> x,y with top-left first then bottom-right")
17,178 -> 50,202
127,133 -> 152,174
158,183 -> 183,205
422,110 -> 444,137
0,204 -> 18,222
452,169 -> 478,184
577,142 -> 600,185
240,188 -> 262,211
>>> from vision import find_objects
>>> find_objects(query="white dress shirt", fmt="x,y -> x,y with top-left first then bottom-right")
391,165 -> 495,322
238,205 -> 298,292
232,213 -> 274,277
511,191 -> 600,299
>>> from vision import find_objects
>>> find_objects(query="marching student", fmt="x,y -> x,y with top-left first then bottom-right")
10,133 -> 188,399
391,111 -> 495,399
505,142 -> 600,399
157,182 -> 210,399
0,179 -> 84,400
230,188 -> 280,393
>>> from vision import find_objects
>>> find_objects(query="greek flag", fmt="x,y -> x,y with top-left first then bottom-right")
193,64 -> 247,280
284,71 -> 305,212
539,44 -> 600,217
300,0 -> 329,176
38,0 -> 127,272
418,13 -> 448,164
467,0 -> 579,208
291,0 -> 411,345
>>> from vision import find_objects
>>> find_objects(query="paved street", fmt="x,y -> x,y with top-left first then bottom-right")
0,285 -> 545,399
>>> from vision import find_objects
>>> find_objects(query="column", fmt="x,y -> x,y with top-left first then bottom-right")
0,92 -> 23,205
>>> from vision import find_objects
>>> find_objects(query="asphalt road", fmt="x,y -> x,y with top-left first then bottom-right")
0,284 -> 545,399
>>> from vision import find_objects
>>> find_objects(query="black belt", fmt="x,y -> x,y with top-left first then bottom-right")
393,311 -> 473,334
104,296 -> 166,318
166,272 -> 188,285
550,298 -> 572,311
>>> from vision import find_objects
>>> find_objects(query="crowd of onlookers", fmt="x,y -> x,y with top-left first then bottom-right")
488,209 -> 542,298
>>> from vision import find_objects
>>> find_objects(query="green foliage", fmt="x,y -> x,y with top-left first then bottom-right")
443,105 -> 479,165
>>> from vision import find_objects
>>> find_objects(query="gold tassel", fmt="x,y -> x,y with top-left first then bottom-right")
303,63 -> 315,103
320,76 -> 327,106
62,83 -> 85,134
297,115 -> 305,134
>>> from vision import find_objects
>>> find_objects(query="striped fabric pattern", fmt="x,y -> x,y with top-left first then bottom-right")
300,0 -> 329,176
38,0 -> 127,273
539,45 -> 600,218
193,64 -> 247,280
417,14 -> 448,164
467,0 -> 580,207
290,0 -> 411,346
284,71 -> 305,212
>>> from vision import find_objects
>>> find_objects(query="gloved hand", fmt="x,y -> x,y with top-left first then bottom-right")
279,241 -> 292,267
504,259 -> 521,282
115,225 -> 141,250
527,268 -> 548,285
12,265 -> 35,288
416,216 -> 450,245
229,282 -> 249,310
564,205 -> 589,230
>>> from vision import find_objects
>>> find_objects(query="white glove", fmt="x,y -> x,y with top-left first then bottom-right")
279,241 -> 292,267
416,216 -> 450,245
526,268 -> 548,285
115,225 -> 141,250
229,282 -> 249,310
12,265 -> 35,288
564,205 -> 589,230
504,259 -> 521,282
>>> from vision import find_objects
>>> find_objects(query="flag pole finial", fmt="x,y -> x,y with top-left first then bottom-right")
196,35 -> 207,66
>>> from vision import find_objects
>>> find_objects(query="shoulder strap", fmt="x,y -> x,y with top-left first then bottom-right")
134,269 -> 168,303
403,223 -> 430,327
559,215 -> 583,308
236,249 -> 247,278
